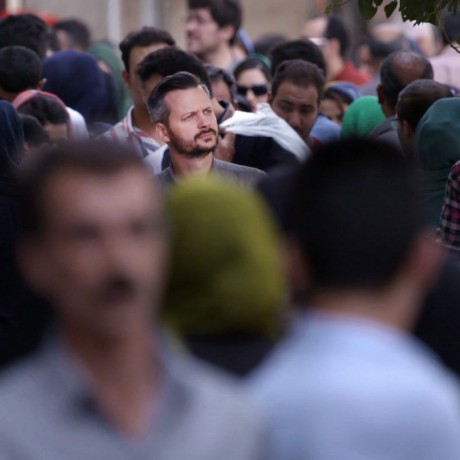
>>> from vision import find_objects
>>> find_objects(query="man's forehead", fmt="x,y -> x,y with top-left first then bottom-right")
275,80 -> 319,102
166,86 -> 212,113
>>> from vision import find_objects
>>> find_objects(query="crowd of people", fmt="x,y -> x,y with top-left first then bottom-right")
0,0 -> 460,458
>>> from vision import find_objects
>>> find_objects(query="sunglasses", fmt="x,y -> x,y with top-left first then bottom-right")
236,84 -> 268,97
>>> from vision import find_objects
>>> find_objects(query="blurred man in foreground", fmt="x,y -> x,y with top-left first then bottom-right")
0,140 -> 267,459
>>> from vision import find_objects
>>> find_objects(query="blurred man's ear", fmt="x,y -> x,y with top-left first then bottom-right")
403,231 -> 444,293
37,78 -> 47,90
283,236 -> 311,295
155,122 -> 170,144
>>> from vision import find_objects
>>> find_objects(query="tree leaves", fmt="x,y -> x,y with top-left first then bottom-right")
328,0 -> 460,26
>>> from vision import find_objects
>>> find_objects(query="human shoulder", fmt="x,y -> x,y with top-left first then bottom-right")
212,159 -> 267,186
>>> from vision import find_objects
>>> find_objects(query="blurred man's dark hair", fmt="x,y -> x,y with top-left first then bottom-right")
397,79 -> 453,132
0,46 -> 42,94
19,140 -> 147,236
269,39 -> 326,76
287,138 -> 420,291
119,26 -> 176,72
137,46 -> 212,95
0,14 -> 50,59
325,15 -> 349,57
271,59 -> 324,102
54,18 -> 91,50
188,0 -> 242,45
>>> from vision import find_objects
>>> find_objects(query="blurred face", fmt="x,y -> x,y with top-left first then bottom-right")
44,123 -> 68,142
124,44 -> 169,108
211,79 -> 233,105
186,8 -> 223,57
271,81 -> 319,144
320,97 -> 345,126
21,167 -> 167,339
236,68 -> 269,112
157,86 -> 218,158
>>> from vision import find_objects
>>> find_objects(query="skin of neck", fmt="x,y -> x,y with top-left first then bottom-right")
308,272 -> 423,333
170,150 -> 214,178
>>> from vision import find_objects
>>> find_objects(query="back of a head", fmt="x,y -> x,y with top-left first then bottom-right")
119,26 -> 176,72
269,39 -> 326,77
163,177 -> 285,336
20,114 -> 49,148
54,18 -> 91,50
43,50 -> 110,123
325,15 -> 349,57
271,59 -> 325,100
137,46 -> 212,95
17,94 -> 69,127
19,140 -> 147,236
397,79 -> 453,130
0,14 -> 49,59
288,138 -> 420,291
0,46 -> 42,96
380,50 -> 433,111
187,0 -> 242,45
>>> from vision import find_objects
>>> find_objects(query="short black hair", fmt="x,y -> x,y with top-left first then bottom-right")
19,140 -> 148,236
0,46 -> 42,93
54,19 -> 91,50
137,46 -> 212,96
443,10 -> 460,45
20,114 -> 50,148
0,14 -> 50,59
17,94 -> 69,126
271,59 -> 324,102
397,79 -> 453,130
380,51 -> 433,112
188,0 -> 242,44
147,71 -> 209,125
269,39 -> 326,77
205,64 -> 237,103
287,138 -> 421,291
325,15 -> 349,57
119,26 -> 176,71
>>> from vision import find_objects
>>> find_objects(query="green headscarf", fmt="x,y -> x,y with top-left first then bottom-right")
163,177 -> 286,337
341,95 -> 386,138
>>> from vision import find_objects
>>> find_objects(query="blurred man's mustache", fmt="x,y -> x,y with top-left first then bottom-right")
195,128 -> 217,141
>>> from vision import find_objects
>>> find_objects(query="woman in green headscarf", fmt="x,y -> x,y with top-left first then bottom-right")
163,177 -> 287,376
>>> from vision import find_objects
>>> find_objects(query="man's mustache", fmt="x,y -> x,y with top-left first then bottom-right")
95,275 -> 137,303
195,128 -> 217,141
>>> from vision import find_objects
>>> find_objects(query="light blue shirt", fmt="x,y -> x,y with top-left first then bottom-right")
247,309 -> 460,460
0,334 -> 269,460
311,114 -> 341,143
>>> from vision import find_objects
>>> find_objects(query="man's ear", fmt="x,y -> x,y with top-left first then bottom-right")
376,84 -> 385,106
283,236 -> 311,294
155,122 -> 170,144
404,231 -> 444,292
37,78 -> 47,90
16,238 -> 53,297
327,37 -> 341,57
122,70 -> 130,87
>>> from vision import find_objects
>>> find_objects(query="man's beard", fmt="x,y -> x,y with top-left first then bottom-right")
167,127 -> 218,158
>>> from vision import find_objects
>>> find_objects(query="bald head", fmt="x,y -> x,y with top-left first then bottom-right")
379,51 -> 433,115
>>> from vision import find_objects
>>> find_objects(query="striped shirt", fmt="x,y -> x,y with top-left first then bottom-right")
101,106 -> 160,159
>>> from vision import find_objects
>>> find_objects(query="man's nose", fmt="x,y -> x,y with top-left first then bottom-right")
288,111 -> 302,129
197,112 -> 211,129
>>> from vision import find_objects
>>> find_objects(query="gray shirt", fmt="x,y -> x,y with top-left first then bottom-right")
156,158 -> 267,189
0,335 -> 268,460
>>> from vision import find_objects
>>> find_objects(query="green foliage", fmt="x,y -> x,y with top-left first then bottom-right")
328,0 -> 459,25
